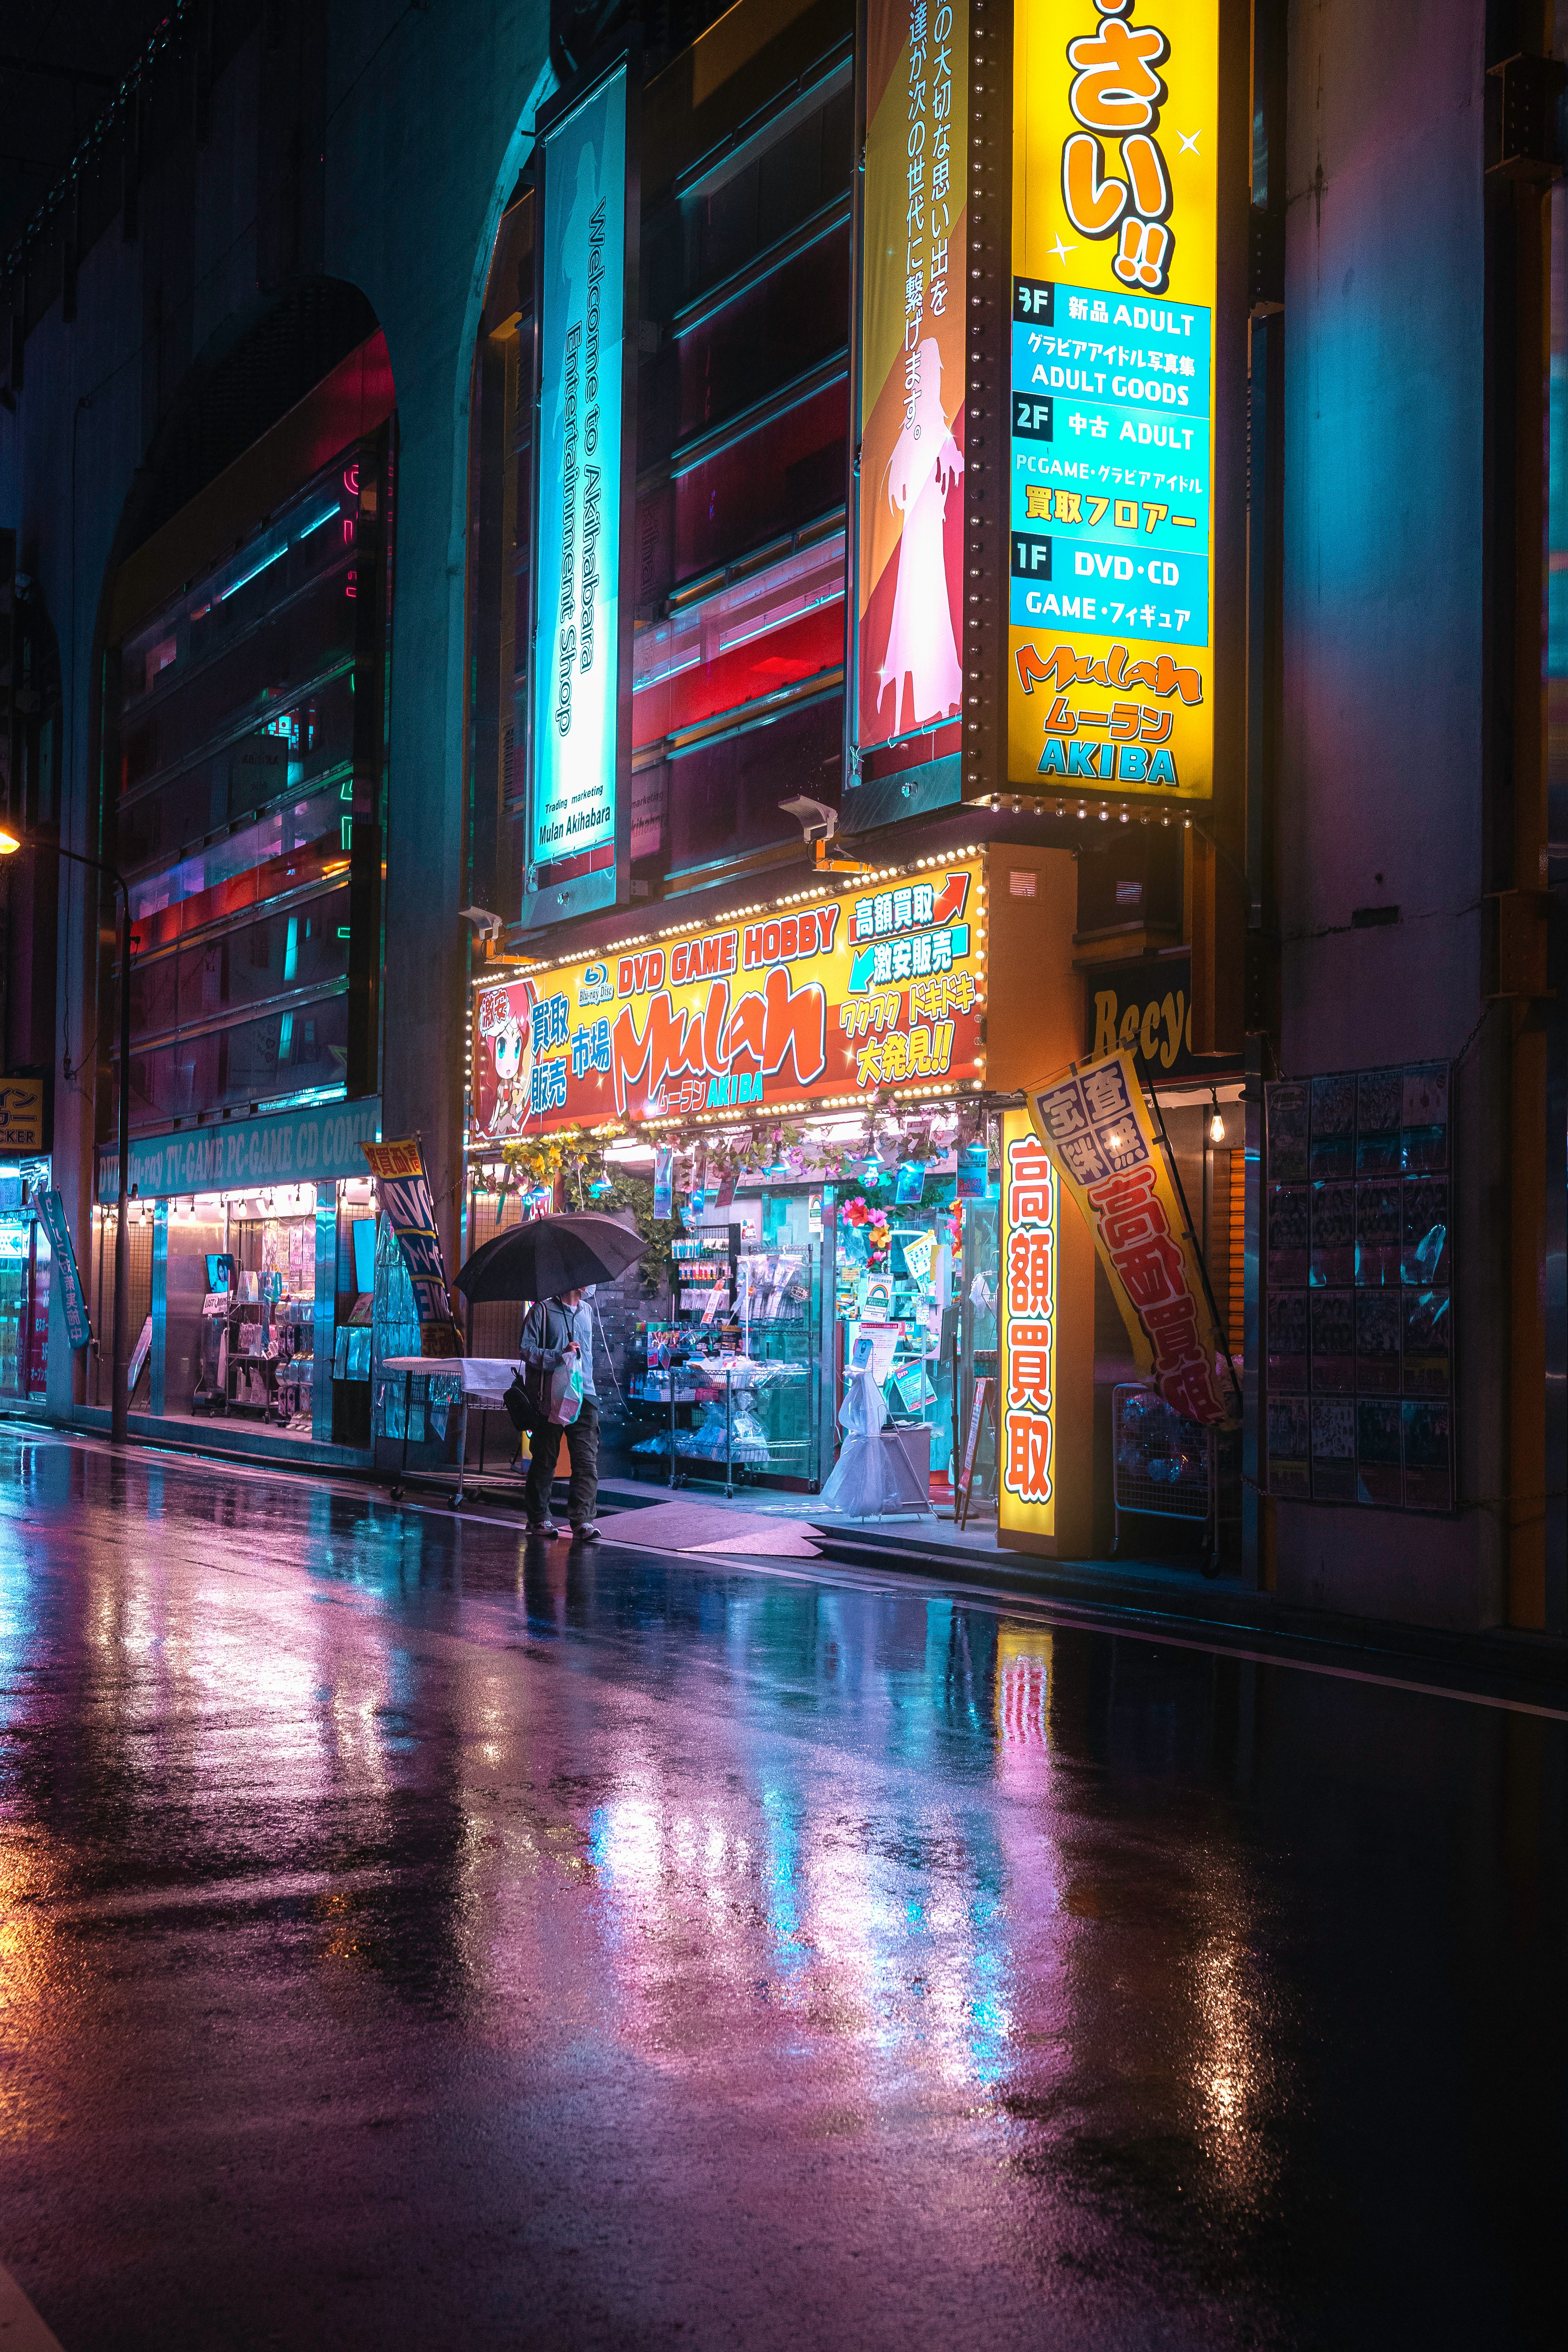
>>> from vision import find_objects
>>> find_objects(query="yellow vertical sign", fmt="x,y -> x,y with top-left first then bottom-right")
997,1104 -> 1059,1541
1008,0 -> 1218,801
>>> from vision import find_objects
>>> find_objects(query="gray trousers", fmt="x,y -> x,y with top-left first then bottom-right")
523,1396 -> 599,1526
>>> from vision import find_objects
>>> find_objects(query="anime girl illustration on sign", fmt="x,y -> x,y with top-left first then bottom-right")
873,336 -> 965,736
476,979 -> 538,1139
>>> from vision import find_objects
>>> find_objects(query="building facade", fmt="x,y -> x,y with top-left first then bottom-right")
1,0 -> 1564,1635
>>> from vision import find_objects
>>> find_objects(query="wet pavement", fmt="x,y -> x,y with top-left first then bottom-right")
0,1434 -> 1564,2351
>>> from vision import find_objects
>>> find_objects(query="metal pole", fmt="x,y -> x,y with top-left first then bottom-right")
112,881 -> 131,1446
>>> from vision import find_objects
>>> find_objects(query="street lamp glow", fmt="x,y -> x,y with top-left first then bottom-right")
0,828 -> 21,854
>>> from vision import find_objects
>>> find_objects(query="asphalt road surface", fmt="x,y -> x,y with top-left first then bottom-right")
0,1433 -> 1563,2350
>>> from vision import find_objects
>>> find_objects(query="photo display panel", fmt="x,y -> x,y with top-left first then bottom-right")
1009,0 -> 1217,800
857,0 -> 971,756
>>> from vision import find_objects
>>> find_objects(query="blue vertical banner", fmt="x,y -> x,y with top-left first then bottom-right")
528,59 -> 634,927
33,1188 -> 91,1350
362,1139 -> 463,1358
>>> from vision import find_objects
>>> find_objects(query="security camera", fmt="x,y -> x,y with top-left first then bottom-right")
460,906 -> 505,939
778,795 -> 840,843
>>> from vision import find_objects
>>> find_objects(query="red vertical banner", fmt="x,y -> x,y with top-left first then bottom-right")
856,0 -> 969,755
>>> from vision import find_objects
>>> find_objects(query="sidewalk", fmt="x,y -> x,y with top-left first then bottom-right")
594,1475 -> 1568,1706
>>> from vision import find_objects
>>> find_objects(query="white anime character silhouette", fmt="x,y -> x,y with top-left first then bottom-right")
875,339 -> 964,734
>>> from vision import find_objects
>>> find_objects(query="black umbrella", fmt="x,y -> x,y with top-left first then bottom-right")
455,1212 -> 647,1305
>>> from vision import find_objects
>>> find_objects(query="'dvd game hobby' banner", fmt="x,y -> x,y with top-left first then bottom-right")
471,860 -> 987,1140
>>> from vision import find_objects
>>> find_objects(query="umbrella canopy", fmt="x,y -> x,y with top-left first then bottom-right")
455,1212 -> 646,1305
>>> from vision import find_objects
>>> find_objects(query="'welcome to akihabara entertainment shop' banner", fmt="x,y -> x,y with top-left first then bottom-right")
1027,1050 -> 1236,1426
1009,0 -> 1217,800
527,59 -> 630,924
471,862 -> 988,1139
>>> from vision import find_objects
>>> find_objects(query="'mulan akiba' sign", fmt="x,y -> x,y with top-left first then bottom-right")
529,61 -> 629,906
1009,0 -> 1218,800
471,862 -> 988,1139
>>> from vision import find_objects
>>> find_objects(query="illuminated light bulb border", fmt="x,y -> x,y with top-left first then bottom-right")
469,845 -> 991,1000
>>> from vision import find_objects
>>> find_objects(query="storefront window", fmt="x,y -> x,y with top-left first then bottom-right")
106,339 -> 393,1138
0,1178 -> 51,1405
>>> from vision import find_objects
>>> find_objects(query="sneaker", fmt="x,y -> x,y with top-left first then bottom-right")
526,1518 -> 560,1536
571,1521 -> 602,1541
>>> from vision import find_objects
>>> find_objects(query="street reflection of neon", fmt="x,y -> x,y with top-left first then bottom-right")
761,1787 -> 809,1976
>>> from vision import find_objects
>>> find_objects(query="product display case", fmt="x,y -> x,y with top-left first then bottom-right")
624,1225 -> 820,1487
194,1264 -> 315,1428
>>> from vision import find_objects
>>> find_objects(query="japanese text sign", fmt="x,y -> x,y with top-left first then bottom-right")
857,0 -> 969,755
530,64 -> 628,883
1009,0 -> 1218,800
471,861 -> 987,1138
1028,1049 -> 1234,1425
0,1077 -> 45,1154
998,1107 -> 1060,1538
362,1139 -> 462,1359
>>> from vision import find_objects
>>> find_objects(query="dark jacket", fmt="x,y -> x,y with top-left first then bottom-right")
517,1296 -> 579,1371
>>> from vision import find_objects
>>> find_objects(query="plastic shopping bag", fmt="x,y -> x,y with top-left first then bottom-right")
548,1357 -> 585,1426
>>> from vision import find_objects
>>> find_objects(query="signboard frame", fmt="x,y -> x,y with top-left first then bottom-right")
470,855 -> 991,1144
846,0 -> 1012,825
0,1076 -> 46,1155
522,48 -> 641,933
998,0 -> 1247,815
996,1101 -> 1094,1556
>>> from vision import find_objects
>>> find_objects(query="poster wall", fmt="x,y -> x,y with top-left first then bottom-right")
530,63 -> 628,890
857,0 -> 969,753
472,860 -> 987,1140
1263,1063 -> 1453,1511
1009,0 -> 1218,800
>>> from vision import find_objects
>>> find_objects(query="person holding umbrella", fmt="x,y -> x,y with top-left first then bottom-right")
455,1210 -> 647,1540
517,1284 -> 599,1537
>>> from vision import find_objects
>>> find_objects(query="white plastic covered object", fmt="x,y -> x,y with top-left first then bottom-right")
817,1361 -> 895,1517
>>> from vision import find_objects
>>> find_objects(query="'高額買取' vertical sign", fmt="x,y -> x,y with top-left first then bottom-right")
855,0 -> 969,757
529,61 -> 632,919
998,1106 -> 1060,1541
1009,0 -> 1217,800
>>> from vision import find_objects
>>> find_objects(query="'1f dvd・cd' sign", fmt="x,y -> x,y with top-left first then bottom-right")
1009,0 -> 1217,800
